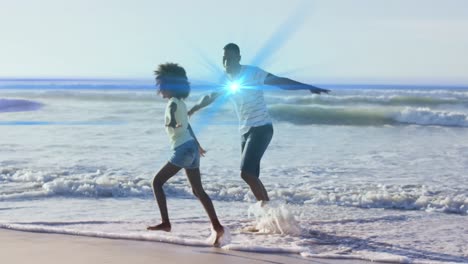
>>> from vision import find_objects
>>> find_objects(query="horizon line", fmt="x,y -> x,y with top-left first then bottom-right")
1,77 -> 468,89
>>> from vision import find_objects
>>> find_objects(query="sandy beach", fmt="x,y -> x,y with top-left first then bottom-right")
0,229 -> 371,264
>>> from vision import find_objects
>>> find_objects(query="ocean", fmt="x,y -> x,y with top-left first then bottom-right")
0,80 -> 467,263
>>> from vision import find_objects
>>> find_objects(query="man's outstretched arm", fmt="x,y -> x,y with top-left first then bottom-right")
264,73 -> 330,94
187,91 -> 222,116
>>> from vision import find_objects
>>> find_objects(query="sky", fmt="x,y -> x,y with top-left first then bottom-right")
1,0 -> 468,85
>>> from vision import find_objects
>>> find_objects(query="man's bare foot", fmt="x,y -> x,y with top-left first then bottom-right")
213,226 -> 225,247
147,222 -> 171,232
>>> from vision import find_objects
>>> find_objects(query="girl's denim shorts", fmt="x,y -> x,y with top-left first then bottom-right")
168,140 -> 200,169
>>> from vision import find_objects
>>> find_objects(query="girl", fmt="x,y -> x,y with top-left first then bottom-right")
147,63 -> 224,247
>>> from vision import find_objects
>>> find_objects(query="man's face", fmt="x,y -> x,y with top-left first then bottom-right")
223,49 -> 241,74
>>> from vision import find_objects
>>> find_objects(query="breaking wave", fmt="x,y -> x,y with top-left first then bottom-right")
269,105 -> 468,127
1,167 -> 466,215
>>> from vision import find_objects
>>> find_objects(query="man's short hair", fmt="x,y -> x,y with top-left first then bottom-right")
154,63 -> 190,99
224,43 -> 240,55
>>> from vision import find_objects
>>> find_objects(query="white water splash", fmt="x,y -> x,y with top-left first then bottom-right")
247,201 -> 302,235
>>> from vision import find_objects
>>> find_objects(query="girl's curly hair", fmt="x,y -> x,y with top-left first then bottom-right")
154,63 -> 190,99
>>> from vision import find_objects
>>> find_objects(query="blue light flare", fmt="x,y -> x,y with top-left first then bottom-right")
189,0 -> 312,134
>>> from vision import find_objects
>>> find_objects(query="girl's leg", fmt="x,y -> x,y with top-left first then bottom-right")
147,162 -> 181,231
185,168 -> 224,246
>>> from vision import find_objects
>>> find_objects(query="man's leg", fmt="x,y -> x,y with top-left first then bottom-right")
241,170 -> 269,201
240,125 -> 273,202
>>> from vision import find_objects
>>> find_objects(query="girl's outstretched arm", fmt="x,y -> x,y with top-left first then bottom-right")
188,91 -> 223,116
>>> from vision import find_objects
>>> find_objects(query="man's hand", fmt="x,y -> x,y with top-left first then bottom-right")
310,87 -> 330,94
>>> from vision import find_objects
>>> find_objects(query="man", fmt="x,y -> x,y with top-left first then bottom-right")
188,43 -> 330,203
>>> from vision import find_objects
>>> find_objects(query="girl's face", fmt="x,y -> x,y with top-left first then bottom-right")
157,82 -> 171,99
159,89 -> 171,99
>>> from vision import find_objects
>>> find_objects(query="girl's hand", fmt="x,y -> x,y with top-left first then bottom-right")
188,109 -> 195,117
166,121 -> 182,128
198,146 -> 207,157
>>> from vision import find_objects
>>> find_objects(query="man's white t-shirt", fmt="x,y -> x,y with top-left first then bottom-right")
223,65 -> 272,135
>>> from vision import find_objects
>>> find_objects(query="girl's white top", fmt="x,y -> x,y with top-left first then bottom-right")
165,97 -> 193,149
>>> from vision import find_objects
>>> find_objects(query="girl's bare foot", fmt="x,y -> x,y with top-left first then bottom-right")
147,222 -> 171,232
243,226 -> 259,233
213,226 -> 225,247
